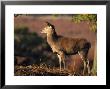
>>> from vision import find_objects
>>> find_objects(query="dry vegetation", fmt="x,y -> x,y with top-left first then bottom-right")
15,64 -> 74,76
15,63 -> 95,76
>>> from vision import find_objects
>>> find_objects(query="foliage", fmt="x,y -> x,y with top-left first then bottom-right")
72,14 -> 97,33
52,14 -> 59,17
14,26 -> 58,66
15,26 -> 29,34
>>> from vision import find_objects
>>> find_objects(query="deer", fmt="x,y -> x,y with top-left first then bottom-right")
41,22 -> 91,75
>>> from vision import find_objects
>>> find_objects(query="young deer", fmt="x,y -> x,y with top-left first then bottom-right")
41,22 -> 91,75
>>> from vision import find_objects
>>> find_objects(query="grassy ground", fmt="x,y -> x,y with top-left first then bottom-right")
14,64 -> 74,76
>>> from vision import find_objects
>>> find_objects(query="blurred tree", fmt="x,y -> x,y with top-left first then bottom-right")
72,14 -> 97,75
14,26 -> 58,66
15,26 -> 28,34
72,14 -> 97,33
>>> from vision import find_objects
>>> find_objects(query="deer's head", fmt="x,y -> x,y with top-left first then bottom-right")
41,22 -> 55,35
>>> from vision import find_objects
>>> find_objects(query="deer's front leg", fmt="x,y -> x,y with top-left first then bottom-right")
57,54 -> 62,71
57,51 -> 66,71
59,51 -> 66,69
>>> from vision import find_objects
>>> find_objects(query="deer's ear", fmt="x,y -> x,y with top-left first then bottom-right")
46,22 -> 53,26
46,22 -> 55,29
46,22 -> 50,26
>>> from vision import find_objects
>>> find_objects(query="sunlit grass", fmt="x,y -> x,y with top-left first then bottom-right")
14,64 -> 74,76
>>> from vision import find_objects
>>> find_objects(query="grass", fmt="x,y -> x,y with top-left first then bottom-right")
15,63 -> 96,76
14,64 -> 74,76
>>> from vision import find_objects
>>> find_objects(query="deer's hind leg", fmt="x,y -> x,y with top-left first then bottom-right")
78,51 -> 86,75
78,50 -> 90,75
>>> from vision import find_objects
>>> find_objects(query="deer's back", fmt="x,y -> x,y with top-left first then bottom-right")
57,37 -> 90,55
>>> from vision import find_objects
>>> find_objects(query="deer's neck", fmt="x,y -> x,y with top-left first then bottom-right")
47,32 -> 58,46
